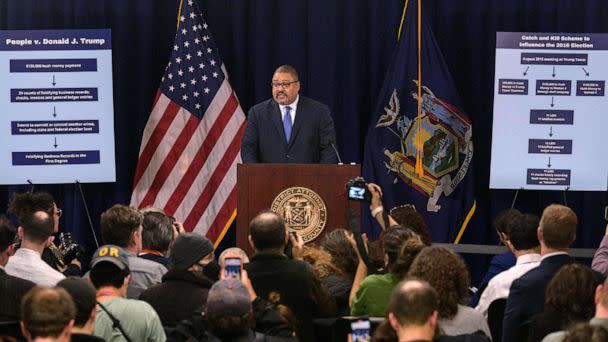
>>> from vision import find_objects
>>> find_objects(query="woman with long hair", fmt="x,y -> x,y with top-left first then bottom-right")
527,263 -> 596,342
408,246 -> 490,338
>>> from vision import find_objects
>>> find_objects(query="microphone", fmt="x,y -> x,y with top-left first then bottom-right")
330,142 -> 343,164
330,143 -> 343,165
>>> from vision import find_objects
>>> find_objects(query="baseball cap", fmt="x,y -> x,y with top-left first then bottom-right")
57,277 -> 97,326
90,245 -> 129,270
206,279 -> 252,317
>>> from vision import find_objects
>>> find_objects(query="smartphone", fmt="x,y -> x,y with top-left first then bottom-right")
224,257 -> 241,280
605,206 -> 608,221
351,320 -> 371,342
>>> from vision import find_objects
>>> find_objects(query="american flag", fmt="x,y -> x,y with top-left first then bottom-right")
131,0 -> 245,244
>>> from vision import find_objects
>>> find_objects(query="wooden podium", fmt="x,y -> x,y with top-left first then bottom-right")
236,163 -> 360,253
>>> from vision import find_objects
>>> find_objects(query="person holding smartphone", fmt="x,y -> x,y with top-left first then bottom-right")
165,259 -> 299,342
245,210 -> 336,342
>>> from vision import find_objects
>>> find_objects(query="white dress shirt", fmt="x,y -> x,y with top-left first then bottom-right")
475,252 -> 541,317
5,247 -> 65,287
279,94 -> 299,126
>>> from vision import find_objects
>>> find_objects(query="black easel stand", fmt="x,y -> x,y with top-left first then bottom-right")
510,187 -> 523,209
562,187 -> 570,207
75,180 -> 100,249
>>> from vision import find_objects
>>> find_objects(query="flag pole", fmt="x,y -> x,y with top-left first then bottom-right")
397,0 -> 410,41
176,0 -> 184,30
214,209 -> 237,249
399,0 -> 409,144
415,0 -> 424,177
454,200 -> 476,244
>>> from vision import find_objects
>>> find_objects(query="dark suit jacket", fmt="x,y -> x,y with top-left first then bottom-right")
527,309 -> 566,342
139,269 -> 213,327
0,268 -> 36,321
245,252 -> 336,342
241,96 -> 338,163
501,254 -> 573,342
470,251 -> 516,306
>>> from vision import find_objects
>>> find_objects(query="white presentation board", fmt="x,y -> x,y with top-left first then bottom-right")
0,29 -> 115,185
490,32 -> 608,191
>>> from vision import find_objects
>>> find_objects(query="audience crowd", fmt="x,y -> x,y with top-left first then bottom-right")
0,186 -> 607,342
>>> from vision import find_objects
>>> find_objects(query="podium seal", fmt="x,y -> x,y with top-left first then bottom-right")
270,186 -> 327,242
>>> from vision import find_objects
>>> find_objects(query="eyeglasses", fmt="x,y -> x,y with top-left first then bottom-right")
271,80 -> 299,88
56,208 -> 63,218
196,253 -> 215,268
204,252 -> 215,261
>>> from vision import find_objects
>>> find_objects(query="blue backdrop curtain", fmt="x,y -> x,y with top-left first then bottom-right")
1,0 -> 607,281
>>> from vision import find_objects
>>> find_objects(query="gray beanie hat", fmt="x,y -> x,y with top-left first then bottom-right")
206,279 -> 252,317
169,233 -> 214,270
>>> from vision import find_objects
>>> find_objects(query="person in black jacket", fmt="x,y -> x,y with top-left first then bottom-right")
0,214 -> 35,322
167,271 -> 297,342
57,277 -> 105,342
527,264 -> 596,342
139,233 -> 215,327
241,64 -> 338,164
245,210 -> 336,342
502,204 -> 580,342
206,277 -> 297,342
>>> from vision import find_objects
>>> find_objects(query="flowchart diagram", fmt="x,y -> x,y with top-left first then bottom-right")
0,29 -> 115,184
490,32 -> 608,191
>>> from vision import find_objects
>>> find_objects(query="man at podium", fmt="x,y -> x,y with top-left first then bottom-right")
241,65 -> 338,164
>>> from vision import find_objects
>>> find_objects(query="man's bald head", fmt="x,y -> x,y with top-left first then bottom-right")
399,279 -> 427,292
22,210 -> 54,244
388,278 -> 439,327
21,286 -> 75,340
249,210 -> 286,251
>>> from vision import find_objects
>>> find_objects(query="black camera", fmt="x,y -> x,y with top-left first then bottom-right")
346,177 -> 371,203
59,232 -> 84,263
